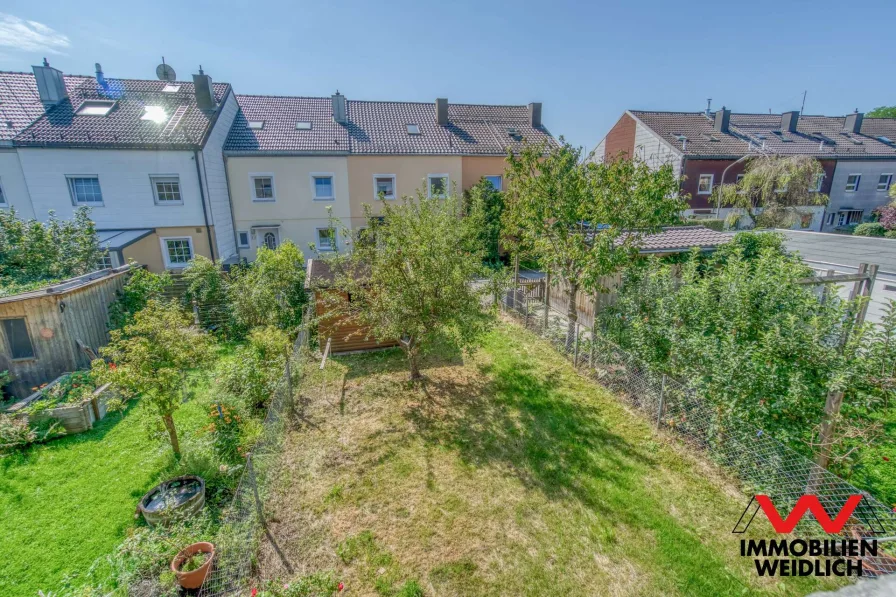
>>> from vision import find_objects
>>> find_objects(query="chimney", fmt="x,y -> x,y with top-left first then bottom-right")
843,110 -> 864,134
529,102 -> 542,128
436,98 -> 448,125
192,66 -> 216,111
713,107 -> 731,133
781,110 -> 799,133
32,58 -> 67,109
332,91 -> 347,124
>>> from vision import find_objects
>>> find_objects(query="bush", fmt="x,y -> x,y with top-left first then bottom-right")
854,222 -> 887,237
688,218 -> 725,231
107,267 -> 172,330
228,241 -> 307,335
886,230 -> 896,239
0,414 -> 63,452
181,255 -> 232,332
216,326 -> 290,410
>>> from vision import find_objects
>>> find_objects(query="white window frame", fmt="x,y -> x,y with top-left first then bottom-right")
66,175 -> 104,206
372,174 -> 397,200
160,236 -> 194,269
845,174 -> 861,192
316,227 -> 337,251
75,100 -> 115,116
311,173 -> 336,201
237,231 -> 250,249
697,174 -> 714,195
877,173 -> 893,192
428,173 -> 449,198
484,175 -> 503,191
150,175 -> 183,205
0,176 -> 6,206
249,173 -> 276,202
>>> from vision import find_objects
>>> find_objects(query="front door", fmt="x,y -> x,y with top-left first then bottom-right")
257,228 -> 280,250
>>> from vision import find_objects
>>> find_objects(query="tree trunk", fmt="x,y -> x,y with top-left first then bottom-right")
814,390 -> 843,470
162,413 -> 181,458
408,349 -> 422,382
566,280 -> 579,351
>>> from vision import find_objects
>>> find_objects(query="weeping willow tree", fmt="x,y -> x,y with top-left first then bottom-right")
715,155 -> 829,228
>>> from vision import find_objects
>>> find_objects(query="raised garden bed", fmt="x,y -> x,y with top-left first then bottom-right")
4,372 -> 114,435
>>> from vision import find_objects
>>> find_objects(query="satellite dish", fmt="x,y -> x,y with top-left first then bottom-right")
156,59 -> 176,82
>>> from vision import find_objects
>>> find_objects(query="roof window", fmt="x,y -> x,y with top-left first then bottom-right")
248,121 -> 265,130
406,124 -> 420,135
76,100 -> 116,116
162,84 -> 181,93
771,130 -> 792,142
811,132 -> 836,145
295,121 -> 312,130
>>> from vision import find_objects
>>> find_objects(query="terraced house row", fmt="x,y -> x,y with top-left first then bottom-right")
0,61 -> 554,270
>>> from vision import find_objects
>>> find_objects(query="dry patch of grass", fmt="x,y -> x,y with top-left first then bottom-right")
258,323 -> 844,596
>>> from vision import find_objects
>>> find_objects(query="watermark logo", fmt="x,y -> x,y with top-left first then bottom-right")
733,494 -> 884,578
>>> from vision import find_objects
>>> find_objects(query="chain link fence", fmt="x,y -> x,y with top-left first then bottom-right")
197,312 -> 311,597
498,285 -> 896,576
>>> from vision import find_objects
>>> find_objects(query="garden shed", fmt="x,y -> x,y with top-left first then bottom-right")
0,265 -> 133,399
305,259 -> 399,353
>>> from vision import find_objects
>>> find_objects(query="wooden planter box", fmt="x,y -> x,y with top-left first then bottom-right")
5,374 -> 114,435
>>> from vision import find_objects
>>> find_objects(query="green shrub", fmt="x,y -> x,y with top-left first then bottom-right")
107,267 -> 172,330
216,326 -> 291,410
854,222 -> 887,237
181,255 -> 232,332
886,230 -> 896,239
688,218 -> 725,231
0,414 -> 63,452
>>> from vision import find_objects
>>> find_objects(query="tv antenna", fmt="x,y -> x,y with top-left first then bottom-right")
156,57 -> 176,82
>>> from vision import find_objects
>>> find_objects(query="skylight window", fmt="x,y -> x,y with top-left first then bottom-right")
811,132 -> 836,145
141,105 -> 168,124
248,121 -> 265,130
406,124 -> 420,135
878,136 -> 895,146
295,121 -> 312,130
76,100 -> 115,116
162,84 -> 181,93
771,130 -> 792,142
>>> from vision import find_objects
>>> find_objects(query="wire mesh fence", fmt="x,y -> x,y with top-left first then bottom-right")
498,285 -> 896,576
197,316 -> 311,597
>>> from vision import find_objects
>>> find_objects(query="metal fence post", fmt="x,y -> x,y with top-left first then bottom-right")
543,271 -> 551,332
286,357 -> 293,413
192,299 -> 200,325
573,322 -> 580,366
656,374 -> 666,429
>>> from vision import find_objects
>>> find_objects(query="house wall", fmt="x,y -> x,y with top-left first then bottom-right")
199,92 -> 239,260
0,270 -> 129,399
603,113 -> 637,161
634,121 -> 682,178
121,226 -> 216,272
16,147 -> 208,228
461,156 -> 509,191
226,155 -> 351,261
0,149 -> 35,219
346,155 -> 463,229
822,160 -> 896,231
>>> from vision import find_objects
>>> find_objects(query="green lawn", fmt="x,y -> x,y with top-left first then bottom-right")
0,370 -> 217,596
258,323 -> 845,596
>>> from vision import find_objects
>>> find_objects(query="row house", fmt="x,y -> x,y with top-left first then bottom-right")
589,107 -> 896,231
223,93 -> 553,260
0,61 -> 238,270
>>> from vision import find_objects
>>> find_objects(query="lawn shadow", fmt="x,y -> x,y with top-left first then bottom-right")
404,355 -> 657,515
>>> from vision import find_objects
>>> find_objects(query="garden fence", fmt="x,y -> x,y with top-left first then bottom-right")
197,310 -> 312,597
498,286 -> 896,577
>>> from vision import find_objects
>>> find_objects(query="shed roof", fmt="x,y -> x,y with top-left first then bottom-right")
0,265 -> 133,305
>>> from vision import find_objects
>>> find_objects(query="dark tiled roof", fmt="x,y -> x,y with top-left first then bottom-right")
225,96 -> 555,154
225,95 -> 350,154
0,72 -> 93,141
8,73 -> 231,149
630,110 -> 896,159
628,225 -> 731,253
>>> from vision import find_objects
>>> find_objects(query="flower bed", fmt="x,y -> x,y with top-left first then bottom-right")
6,372 -> 114,435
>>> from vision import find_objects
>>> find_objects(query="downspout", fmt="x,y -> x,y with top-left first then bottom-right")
194,149 -> 217,262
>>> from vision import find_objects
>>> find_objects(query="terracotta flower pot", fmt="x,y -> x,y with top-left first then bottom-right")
171,541 -> 214,589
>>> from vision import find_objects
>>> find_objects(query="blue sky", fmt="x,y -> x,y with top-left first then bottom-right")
1,0 -> 894,152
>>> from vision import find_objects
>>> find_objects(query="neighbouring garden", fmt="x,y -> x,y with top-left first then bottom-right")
0,239 -> 308,597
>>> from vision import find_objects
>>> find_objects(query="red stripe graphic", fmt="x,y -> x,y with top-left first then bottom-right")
755,494 -> 863,534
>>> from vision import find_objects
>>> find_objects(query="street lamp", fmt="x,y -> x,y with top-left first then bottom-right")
715,153 -> 754,218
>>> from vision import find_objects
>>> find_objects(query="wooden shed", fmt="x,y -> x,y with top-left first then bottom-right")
305,259 -> 399,354
0,266 -> 133,399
